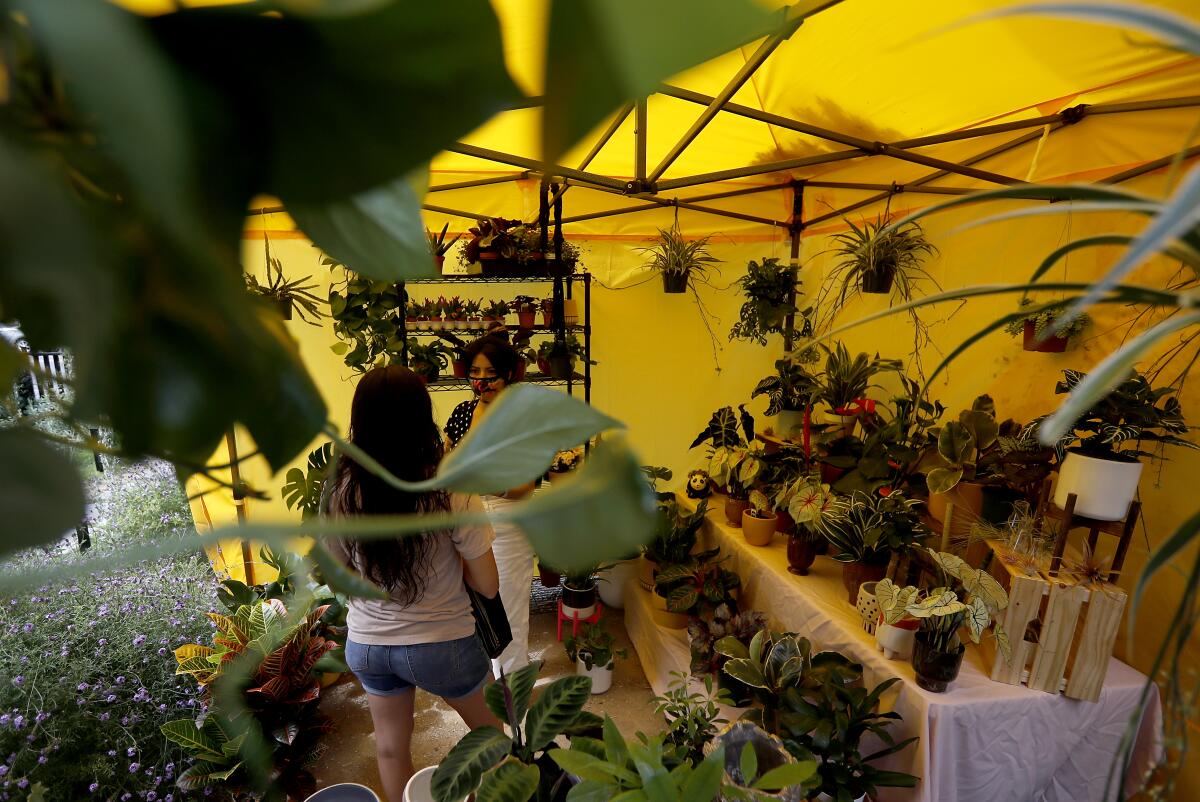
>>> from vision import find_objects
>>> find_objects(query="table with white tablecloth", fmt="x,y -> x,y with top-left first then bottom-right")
624,495 -> 1162,802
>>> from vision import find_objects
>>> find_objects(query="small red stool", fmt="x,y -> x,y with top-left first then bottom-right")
556,600 -> 602,641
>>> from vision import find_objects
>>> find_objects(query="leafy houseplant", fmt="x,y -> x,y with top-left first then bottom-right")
245,234 -> 327,324
462,217 -> 519,263
1037,369 -> 1198,521
427,223 -> 463,270
432,662 -> 599,802
281,441 -> 335,522
819,342 -> 901,434
405,338 -> 452,383
1004,297 -> 1091,352
654,671 -> 733,766
688,604 -> 769,706
816,491 -> 929,604
729,257 -> 799,345
782,477 -> 833,576
742,489 -> 777,547
512,294 -> 540,328
778,675 -> 919,801
562,563 -> 600,613
564,622 -> 627,694
752,355 -> 821,437
923,394 -> 999,500
825,215 -> 937,298
327,265 -> 406,372
536,334 -> 593,379
639,224 -> 720,294
708,721 -> 819,801
485,299 -> 512,322
653,547 -> 742,619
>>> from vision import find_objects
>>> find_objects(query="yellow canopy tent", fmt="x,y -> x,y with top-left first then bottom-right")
146,0 -> 1198,787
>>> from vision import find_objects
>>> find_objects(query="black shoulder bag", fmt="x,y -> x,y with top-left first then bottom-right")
466,585 -> 512,659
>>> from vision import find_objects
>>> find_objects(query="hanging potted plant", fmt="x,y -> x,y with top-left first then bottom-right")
245,236 -> 327,324
826,214 -> 937,297
816,490 -> 929,604
741,490 -> 777,547
729,257 -> 799,345
1004,297 -> 1091,352
1037,369 -> 1198,521
564,622 -> 628,694
638,224 -> 720,294
511,295 -> 539,329
404,298 -> 420,328
426,223 -> 462,273
818,342 -> 900,437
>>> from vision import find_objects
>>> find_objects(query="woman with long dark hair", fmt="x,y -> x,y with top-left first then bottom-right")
326,365 -> 499,801
444,334 -> 537,678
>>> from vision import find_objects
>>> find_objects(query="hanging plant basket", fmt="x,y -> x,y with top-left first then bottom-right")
662,272 -> 689,294
1022,320 -> 1069,352
277,297 -> 294,320
860,266 -> 895,294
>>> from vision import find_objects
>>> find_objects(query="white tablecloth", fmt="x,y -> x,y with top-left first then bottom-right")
625,495 -> 1162,802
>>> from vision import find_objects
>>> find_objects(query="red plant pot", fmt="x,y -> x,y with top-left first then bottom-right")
841,560 -> 889,605
434,254 -> 446,271
775,509 -> 796,535
787,534 -> 818,576
819,462 -> 847,486
515,361 -> 527,382
1022,320 -> 1069,352
452,359 -> 468,379
517,310 -> 537,329
536,357 -> 551,375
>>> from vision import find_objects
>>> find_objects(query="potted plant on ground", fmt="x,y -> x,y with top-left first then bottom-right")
562,564 -> 599,619
778,674 -> 919,802
742,489 -> 777,547
431,661 -> 598,802
708,721 -> 819,801
642,497 -> 708,592
405,339 -> 452,383
688,604 -> 768,707
653,547 -> 741,622
752,353 -> 822,439
818,342 -> 901,437
1036,368 -> 1198,521
426,223 -> 463,273
1004,297 -> 1091,352
595,550 -> 642,610
245,238 -> 327,324
816,490 -> 930,604
825,214 -> 937,298
729,257 -> 800,345
511,295 -> 539,329
564,621 -> 628,694
655,671 -> 734,765
639,224 -> 721,294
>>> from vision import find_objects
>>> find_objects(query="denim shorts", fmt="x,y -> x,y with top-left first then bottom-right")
345,635 -> 490,699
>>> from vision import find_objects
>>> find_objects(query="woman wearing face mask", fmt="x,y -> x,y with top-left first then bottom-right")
444,334 -> 537,677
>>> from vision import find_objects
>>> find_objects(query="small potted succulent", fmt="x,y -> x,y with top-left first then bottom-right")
404,298 -> 420,327
742,490 -> 777,547
426,223 -> 463,272
450,344 -> 469,379
462,299 -> 483,329
428,296 -> 447,330
1004,297 -> 1091,352
638,224 -> 720,294
564,621 -> 628,694
816,490 -> 929,604
511,295 -> 539,329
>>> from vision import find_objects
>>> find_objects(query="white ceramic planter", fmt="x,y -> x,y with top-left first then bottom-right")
855,581 -> 879,635
777,409 -> 805,437
577,658 -> 614,694
561,602 -> 596,621
403,767 -> 465,802
597,559 -> 638,609
303,783 -> 380,802
1054,451 -> 1144,521
876,621 -> 917,660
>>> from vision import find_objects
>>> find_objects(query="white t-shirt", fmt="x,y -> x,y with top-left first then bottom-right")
331,493 -> 494,646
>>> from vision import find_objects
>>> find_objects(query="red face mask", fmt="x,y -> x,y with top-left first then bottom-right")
471,376 -> 498,396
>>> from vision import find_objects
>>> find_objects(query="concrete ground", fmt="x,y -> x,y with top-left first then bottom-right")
311,609 -> 662,798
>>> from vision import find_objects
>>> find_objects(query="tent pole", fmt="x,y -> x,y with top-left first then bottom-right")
635,98 -> 648,186
421,203 -> 492,222
428,173 -> 529,193
647,17 -> 803,185
1102,144 -> 1200,185
804,181 -> 981,195
447,143 -> 627,191
536,104 -> 636,220
679,182 -> 793,202
785,183 -> 803,354
224,430 -> 253,586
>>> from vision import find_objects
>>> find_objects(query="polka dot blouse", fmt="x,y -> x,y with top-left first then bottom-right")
445,397 -> 478,448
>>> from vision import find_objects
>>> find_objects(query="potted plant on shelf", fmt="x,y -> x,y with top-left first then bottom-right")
784,477 -> 834,576
816,490 -> 930,604
653,547 -> 741,622
642,497 -> 708,593
426,223 -> 462,272
729,257 -> 799,345
462,298 -> 483,329
245,242 -> 327,324
431,662 -> 598,802
778,674 -> 919,802
450,343 -> 469,379
742,489 -> 777,547
461,217 -> 519,269
901,549 -> 1011,693
535,334 -> 593,379
484,299 -> 510,325
818,342 -> 901,437
688,604 -> 768,707
1004,297 -> 1091,352
511,295 -> 539,329
639,224 -> 721,294
826,214 -> 937,297
564,621 -> 627,694
1036,368 -> 1198,521
405,339 -> 452,384
539,296 -> 579,327
752,353 -> 822,439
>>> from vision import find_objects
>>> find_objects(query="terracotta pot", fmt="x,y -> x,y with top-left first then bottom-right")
538,565 -> 561,588
434,254 -> 446,271
741,510 -> 776,546
819,462 -> 847,486
536,357 -> 551,374
927,480 -> 984,527
1023,320 -> 1069,352
478,251 -> 500,261
542,309 -> 557,328
841,560 -> 888,605
912,631 -> 965,693
514,361 -> 527,382
724,496 -> 749,527
517,309 -> 537,329
452,359 -> 468,379
786,534 -> 817,576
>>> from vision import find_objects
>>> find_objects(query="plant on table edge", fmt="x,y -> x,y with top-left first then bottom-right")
816,490 -> 929,566
639,224 -> 721,293
564,621 -> 627,671
730,257 -> 799,346
653,546 -> 742,619
709,440 -> 768,502
654,671 -> 733,767
818,341 -> 902,418
778,675 -> 920,801
824,214 -> 938,300
432,661 -> 600,802
245,234 -> 328,325
645,497 -> 709,567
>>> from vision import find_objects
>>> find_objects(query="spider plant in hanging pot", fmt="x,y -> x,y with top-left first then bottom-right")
638,224 -> 721,294
245,236 -> 327,324
827,215 -> 937,297
1004,297 -> 1091,352
426,223 -> 462,273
